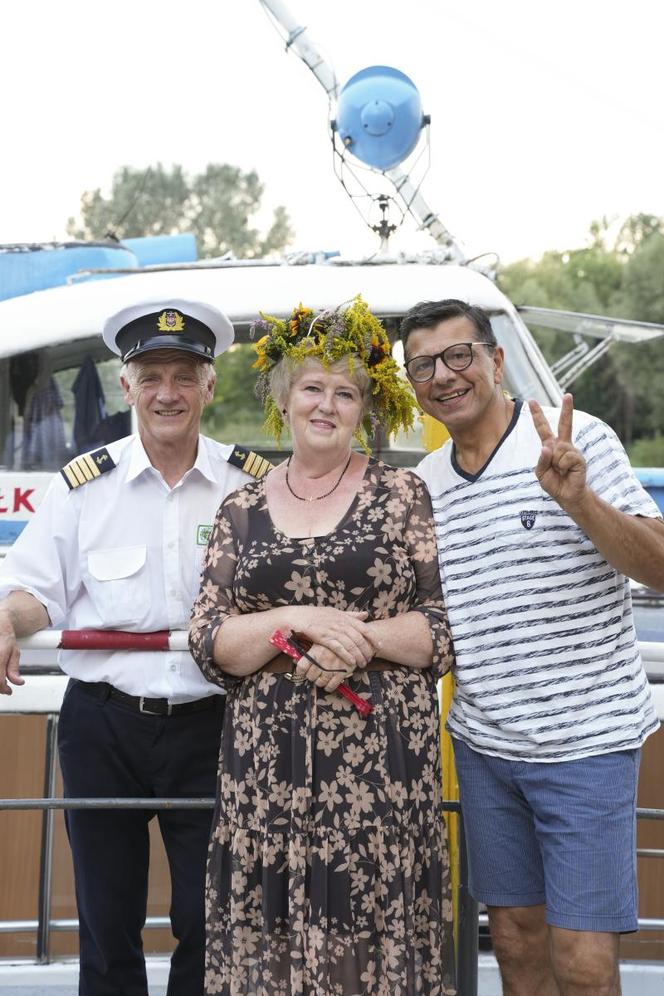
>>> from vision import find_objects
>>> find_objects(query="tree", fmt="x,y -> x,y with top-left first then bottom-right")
615,213 -> 664,256
201,345 -> 267,444
498,214 -> 664,448
629,433 -> 664,466
67,163 -> 294,259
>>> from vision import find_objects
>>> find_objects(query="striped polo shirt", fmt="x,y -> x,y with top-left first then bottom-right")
415,401 -> 661,762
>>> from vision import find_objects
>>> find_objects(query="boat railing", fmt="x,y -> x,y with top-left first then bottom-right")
2,633 -> 664,996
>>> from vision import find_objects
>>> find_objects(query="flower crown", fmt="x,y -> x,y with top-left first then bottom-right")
250,295 -> 418,448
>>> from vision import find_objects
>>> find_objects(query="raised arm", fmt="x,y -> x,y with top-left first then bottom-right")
530,395 -> 664,591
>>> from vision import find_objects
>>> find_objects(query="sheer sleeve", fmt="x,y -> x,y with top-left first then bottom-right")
189,496 -> 242,689
402,471 -> 455,679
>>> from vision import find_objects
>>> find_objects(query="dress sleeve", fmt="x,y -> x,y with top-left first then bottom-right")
403,472 -> 455,680
189,496 -> 242,689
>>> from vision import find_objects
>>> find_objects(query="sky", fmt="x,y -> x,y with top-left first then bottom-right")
2,0 -> 663,264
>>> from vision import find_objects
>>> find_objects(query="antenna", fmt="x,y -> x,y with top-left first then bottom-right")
371,195 -> 398,253
259,0 -> 465,259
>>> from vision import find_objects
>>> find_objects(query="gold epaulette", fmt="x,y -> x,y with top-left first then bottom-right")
228,446 -> 274,479
60,447 -> 117,490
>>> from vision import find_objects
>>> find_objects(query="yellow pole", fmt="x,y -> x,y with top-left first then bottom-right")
441,674 -> 459,948
421,415 -> 461,949
422,413 -> 450,454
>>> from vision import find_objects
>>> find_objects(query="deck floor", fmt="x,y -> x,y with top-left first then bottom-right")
0,956 -> 663,994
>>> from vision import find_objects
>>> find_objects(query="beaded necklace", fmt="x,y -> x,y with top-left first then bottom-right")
285,453 -> 353,502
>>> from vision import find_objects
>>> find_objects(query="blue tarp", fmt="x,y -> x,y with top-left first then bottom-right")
0,235 -> 198,302
0,243 -> 136,301
635,467 -> 664,514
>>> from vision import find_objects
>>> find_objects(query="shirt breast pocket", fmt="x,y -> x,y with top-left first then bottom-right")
86,546 -> 150,628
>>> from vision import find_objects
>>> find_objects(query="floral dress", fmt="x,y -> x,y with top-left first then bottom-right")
190,461 -> 456,996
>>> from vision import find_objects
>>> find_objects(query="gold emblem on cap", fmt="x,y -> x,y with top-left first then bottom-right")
157,310 -> 185,333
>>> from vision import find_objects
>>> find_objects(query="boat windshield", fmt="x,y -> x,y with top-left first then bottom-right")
0,341 -> 130,472
0,311 -> 557,472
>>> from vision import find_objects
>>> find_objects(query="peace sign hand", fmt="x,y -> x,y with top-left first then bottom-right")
529,394 -> 587,508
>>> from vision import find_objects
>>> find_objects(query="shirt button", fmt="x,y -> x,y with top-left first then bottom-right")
170,664 -> 177,672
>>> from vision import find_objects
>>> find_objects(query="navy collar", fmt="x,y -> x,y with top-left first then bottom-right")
451,399 -> 522,482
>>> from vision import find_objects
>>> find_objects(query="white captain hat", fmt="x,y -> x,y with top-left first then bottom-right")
102,299 -> 234,363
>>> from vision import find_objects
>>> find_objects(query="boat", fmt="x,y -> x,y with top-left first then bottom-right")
0,1 -> 663,983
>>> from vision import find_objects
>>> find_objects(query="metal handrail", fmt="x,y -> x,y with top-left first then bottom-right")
36,714 -> 57,962
0,787 -> 477,991
10,632 -> 664,661
2,793 -> 664,981
2,629 -> 664,994
1,632 -> 481,989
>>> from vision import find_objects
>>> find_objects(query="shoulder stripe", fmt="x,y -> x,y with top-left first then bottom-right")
60,447 -> 116,491
85,452 -> 103,479
61,464 -> 80,489
228,446 -> 274,479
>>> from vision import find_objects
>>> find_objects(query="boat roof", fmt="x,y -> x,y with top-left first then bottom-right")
0,260 -> 516,358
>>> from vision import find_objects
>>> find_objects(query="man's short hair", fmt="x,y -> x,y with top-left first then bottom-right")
400,299 -> 497,351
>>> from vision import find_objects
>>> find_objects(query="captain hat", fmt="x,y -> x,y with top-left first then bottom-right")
102,299 -> 234,363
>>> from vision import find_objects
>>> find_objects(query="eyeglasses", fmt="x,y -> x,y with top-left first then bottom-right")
404,341 -> 496,383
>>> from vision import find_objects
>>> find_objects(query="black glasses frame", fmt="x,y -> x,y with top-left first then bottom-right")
404,341 -> 496,382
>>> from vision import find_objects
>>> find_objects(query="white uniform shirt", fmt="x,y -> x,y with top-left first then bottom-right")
0,434 -> 251,702
416,402 -> 661,762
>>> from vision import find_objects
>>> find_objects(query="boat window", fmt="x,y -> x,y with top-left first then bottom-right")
0,342 -> 130,471
490,312 -> 554,405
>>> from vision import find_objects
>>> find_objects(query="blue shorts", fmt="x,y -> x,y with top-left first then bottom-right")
452,738 -> 640,932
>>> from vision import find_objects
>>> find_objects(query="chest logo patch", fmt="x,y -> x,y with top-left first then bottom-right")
520,511 -> 537,530
197,525 -> 212,546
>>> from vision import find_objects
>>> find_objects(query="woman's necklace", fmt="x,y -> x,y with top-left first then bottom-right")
285,452 -> 353,502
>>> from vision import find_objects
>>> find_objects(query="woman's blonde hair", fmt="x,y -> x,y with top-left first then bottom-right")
269,355 -> 373,419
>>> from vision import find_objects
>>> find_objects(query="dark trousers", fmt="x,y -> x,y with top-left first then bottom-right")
58,680 -> 224,996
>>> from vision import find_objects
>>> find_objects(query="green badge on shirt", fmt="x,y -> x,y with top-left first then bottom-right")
197,525 -> 212,546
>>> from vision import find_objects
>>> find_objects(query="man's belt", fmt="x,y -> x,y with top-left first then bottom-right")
77,680 -> 220,716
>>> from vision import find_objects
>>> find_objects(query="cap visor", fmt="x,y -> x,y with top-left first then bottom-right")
123,336 -> 214,362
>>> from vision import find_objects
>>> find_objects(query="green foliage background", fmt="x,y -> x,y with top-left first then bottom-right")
498,214 -> 664,463
203,345 -> 270,446
67,163 -> 293,259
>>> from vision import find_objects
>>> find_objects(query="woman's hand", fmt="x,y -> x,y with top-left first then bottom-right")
294,643 -> 356,693
287,606 -> 378,670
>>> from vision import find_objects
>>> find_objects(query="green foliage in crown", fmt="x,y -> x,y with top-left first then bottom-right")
250,295 -> 418,449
